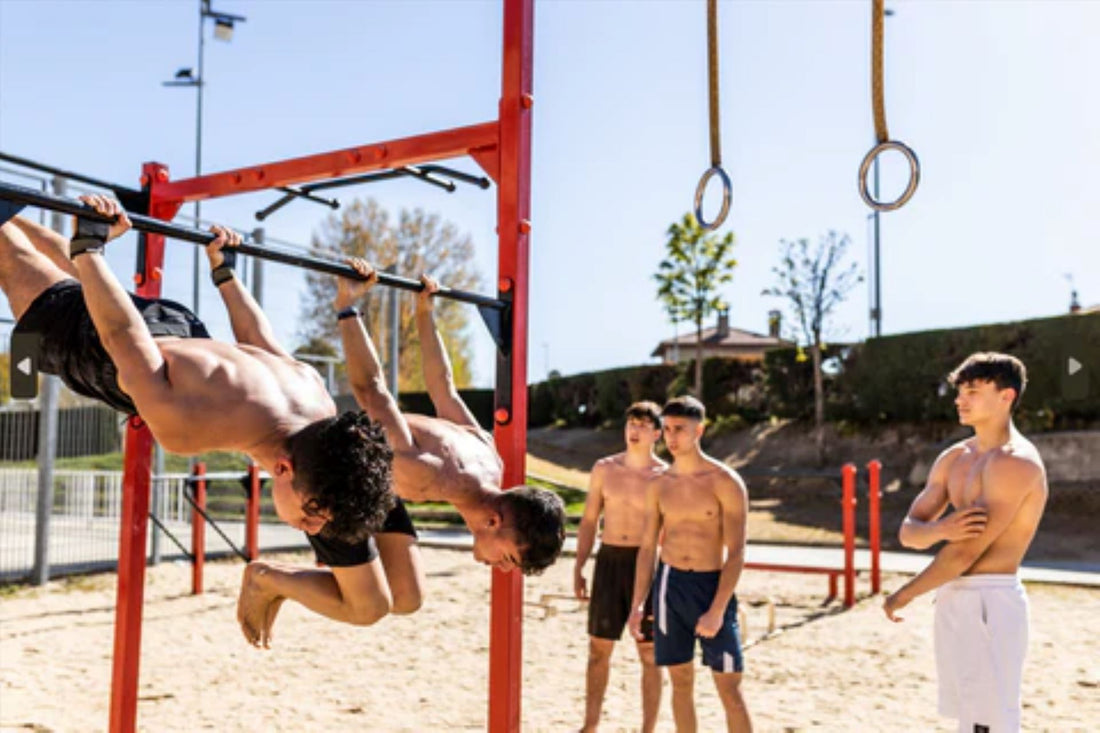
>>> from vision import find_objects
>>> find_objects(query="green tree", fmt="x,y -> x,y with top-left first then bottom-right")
763,231 -> 862,463
299,199 -> 482,391
654,213 -> 737,397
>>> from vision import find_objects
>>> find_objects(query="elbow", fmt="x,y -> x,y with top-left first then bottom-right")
898,521 -> 925,550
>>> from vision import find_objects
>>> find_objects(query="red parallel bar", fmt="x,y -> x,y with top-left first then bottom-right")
867,459 -> 882,595
156,122 -> 499,204
191,463 -> 207,595
841,463 -> 857,608
489,1 -> 533,732
108,163 -> 179,733
246,463 -> 261,561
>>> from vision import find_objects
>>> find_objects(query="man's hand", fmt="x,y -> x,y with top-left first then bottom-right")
882,589 -> 910,623
335,257 -> 378,310
573,567 -> 589,601
936,507 -> 988,543
75,194 -> 131,242
237,562 -> 285,649
627,606 -> 646,641
204,224 -> 243,269
416,273 -> 440,314
695,607 -> 725,638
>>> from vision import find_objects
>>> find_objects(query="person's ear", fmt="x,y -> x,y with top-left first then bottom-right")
486,510 -> 504,530
274,456 -> 294,479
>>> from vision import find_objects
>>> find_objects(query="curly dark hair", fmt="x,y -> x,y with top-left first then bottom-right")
287,411 -> 396,543
500,486 -> 566,576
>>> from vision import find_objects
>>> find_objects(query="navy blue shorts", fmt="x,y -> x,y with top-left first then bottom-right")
651,562 -> 743,673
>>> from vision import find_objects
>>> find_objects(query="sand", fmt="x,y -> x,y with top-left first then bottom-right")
1,548 -> 1097,732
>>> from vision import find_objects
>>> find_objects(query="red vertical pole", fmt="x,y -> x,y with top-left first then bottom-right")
841,463 -> 857,608
108,162 -> 177,733
489,1 -> 533,731
246,463 -> 260,561
867,459 -> 882,595
191,463 -> 207,595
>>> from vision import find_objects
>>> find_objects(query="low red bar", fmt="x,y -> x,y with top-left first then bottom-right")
191,463 -> 207,596
156,122 -> 499,204
868,459 -> 882,595
841,463 -> 857,608
246,463 -> 260,562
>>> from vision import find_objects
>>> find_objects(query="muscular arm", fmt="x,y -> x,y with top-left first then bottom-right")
340,313 -> 414,451
72,253 -> 171,408
704,472 -> 748,619
215,277 -> 289,357
898,449 -> 955,549
573,462 -> 605,596
891,458 -> 1039,607
416,301 -> 479,427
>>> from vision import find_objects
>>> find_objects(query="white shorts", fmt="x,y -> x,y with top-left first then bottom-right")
934,574 -> 1029,732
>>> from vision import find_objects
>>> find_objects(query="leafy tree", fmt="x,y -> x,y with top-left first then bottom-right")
299,199 -> 482,391
763,231 -> 863,463
654,213 -> 737,396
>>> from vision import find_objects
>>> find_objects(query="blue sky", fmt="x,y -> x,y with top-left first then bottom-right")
2,1 -> 1097,387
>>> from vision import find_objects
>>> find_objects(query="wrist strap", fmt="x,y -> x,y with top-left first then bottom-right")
337,306 -> 361,321
70,218 -> 110,260
211,265 -> 235,286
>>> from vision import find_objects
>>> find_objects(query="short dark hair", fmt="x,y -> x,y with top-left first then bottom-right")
662,395 -> 706,422
948,352 -> 1028,411
625,401 -> 663,430
500,486 -> 566,576
288,412 -> 396,543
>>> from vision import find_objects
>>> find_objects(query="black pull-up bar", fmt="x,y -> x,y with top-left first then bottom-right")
0,151 -> 143,199
0,180 -> 507,312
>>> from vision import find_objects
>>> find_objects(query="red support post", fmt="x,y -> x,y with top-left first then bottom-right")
108,162 -> 179,733
246,463 -> 260,561
489,1 -> 533,731
841,463 -> 857,608
191,463 -> 207,595
867,459 -> 882,595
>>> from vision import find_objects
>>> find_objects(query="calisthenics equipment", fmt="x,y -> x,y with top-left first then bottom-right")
693,0 -> 732,231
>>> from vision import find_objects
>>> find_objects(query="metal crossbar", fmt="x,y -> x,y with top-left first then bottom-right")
182,484 -> 249,563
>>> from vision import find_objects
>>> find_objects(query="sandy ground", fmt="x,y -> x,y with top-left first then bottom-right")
1,548 -> 1098,732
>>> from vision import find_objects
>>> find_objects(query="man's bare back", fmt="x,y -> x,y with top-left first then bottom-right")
147,338 -> 333,454
656,458 -> 739,572
936,436 -> 1047,575
391,413 -> 503,504
594,453 -> 666,546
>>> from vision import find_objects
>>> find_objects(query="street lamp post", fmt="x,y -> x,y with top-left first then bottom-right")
163,0 -> 246,318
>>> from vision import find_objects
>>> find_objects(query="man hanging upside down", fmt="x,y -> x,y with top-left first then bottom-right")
0,197 -> 418,646
237,258 -> 567,642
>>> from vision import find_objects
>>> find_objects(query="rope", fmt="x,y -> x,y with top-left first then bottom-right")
707,0 -> 722,168
871,0 -> 888,143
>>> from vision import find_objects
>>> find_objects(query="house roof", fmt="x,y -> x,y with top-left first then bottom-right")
651,325 -> 793,357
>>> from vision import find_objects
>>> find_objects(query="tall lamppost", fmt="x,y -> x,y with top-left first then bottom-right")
163,0 -> 246,317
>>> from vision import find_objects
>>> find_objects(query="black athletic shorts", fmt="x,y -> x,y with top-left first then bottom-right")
308,498 -> 418,567
588,543 -> 654,642
12,278 -> 209,414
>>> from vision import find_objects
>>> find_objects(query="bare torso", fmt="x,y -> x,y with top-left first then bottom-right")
392,414 -> 503,504
657,457 -> 741,572
596,453 -> 666,546
143,338 -> 334,455
942,436 -> 1047,575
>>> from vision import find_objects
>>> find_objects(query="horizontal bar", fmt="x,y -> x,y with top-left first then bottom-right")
0,180 -> 506,311
0,151 -> 143,198
157,121 -> 499,203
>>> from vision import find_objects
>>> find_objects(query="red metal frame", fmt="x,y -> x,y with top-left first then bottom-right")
107,4 -> 532,731
841,463 -> 857,608
246,463 -> 261,561
867,459 -> 882,595
191,463 -> 207,595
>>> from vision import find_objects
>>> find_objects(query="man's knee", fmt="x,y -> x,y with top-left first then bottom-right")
667,663 -> 694,690
390,585 -> 423,615
587,637 -> 615,665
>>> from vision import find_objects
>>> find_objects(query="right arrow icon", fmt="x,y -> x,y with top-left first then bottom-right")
1068,357 -> 1082,376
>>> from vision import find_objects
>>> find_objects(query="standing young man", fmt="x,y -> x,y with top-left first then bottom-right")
574,402 -> 667,732
885,353 -> 1048,733
628,396 -> 752,733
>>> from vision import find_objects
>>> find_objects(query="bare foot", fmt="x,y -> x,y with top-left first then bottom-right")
237,563 -> 281,649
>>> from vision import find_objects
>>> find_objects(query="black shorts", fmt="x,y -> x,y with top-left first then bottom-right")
588,544 -> 654,642
308,498 -> 418,567
12,279 -> 209,414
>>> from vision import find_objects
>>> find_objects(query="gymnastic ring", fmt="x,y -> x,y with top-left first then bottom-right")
859,139 -> 920,212
693,165 -> 732,231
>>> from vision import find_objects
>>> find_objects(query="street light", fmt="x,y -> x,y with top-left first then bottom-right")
162,0 -> 246,318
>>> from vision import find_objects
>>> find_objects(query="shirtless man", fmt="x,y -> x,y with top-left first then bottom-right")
628,396 -> 752,733
885,353 -> 1047,733
237,257 -> 567,642
574,401 -> 667,733
0,198 -> 416,646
